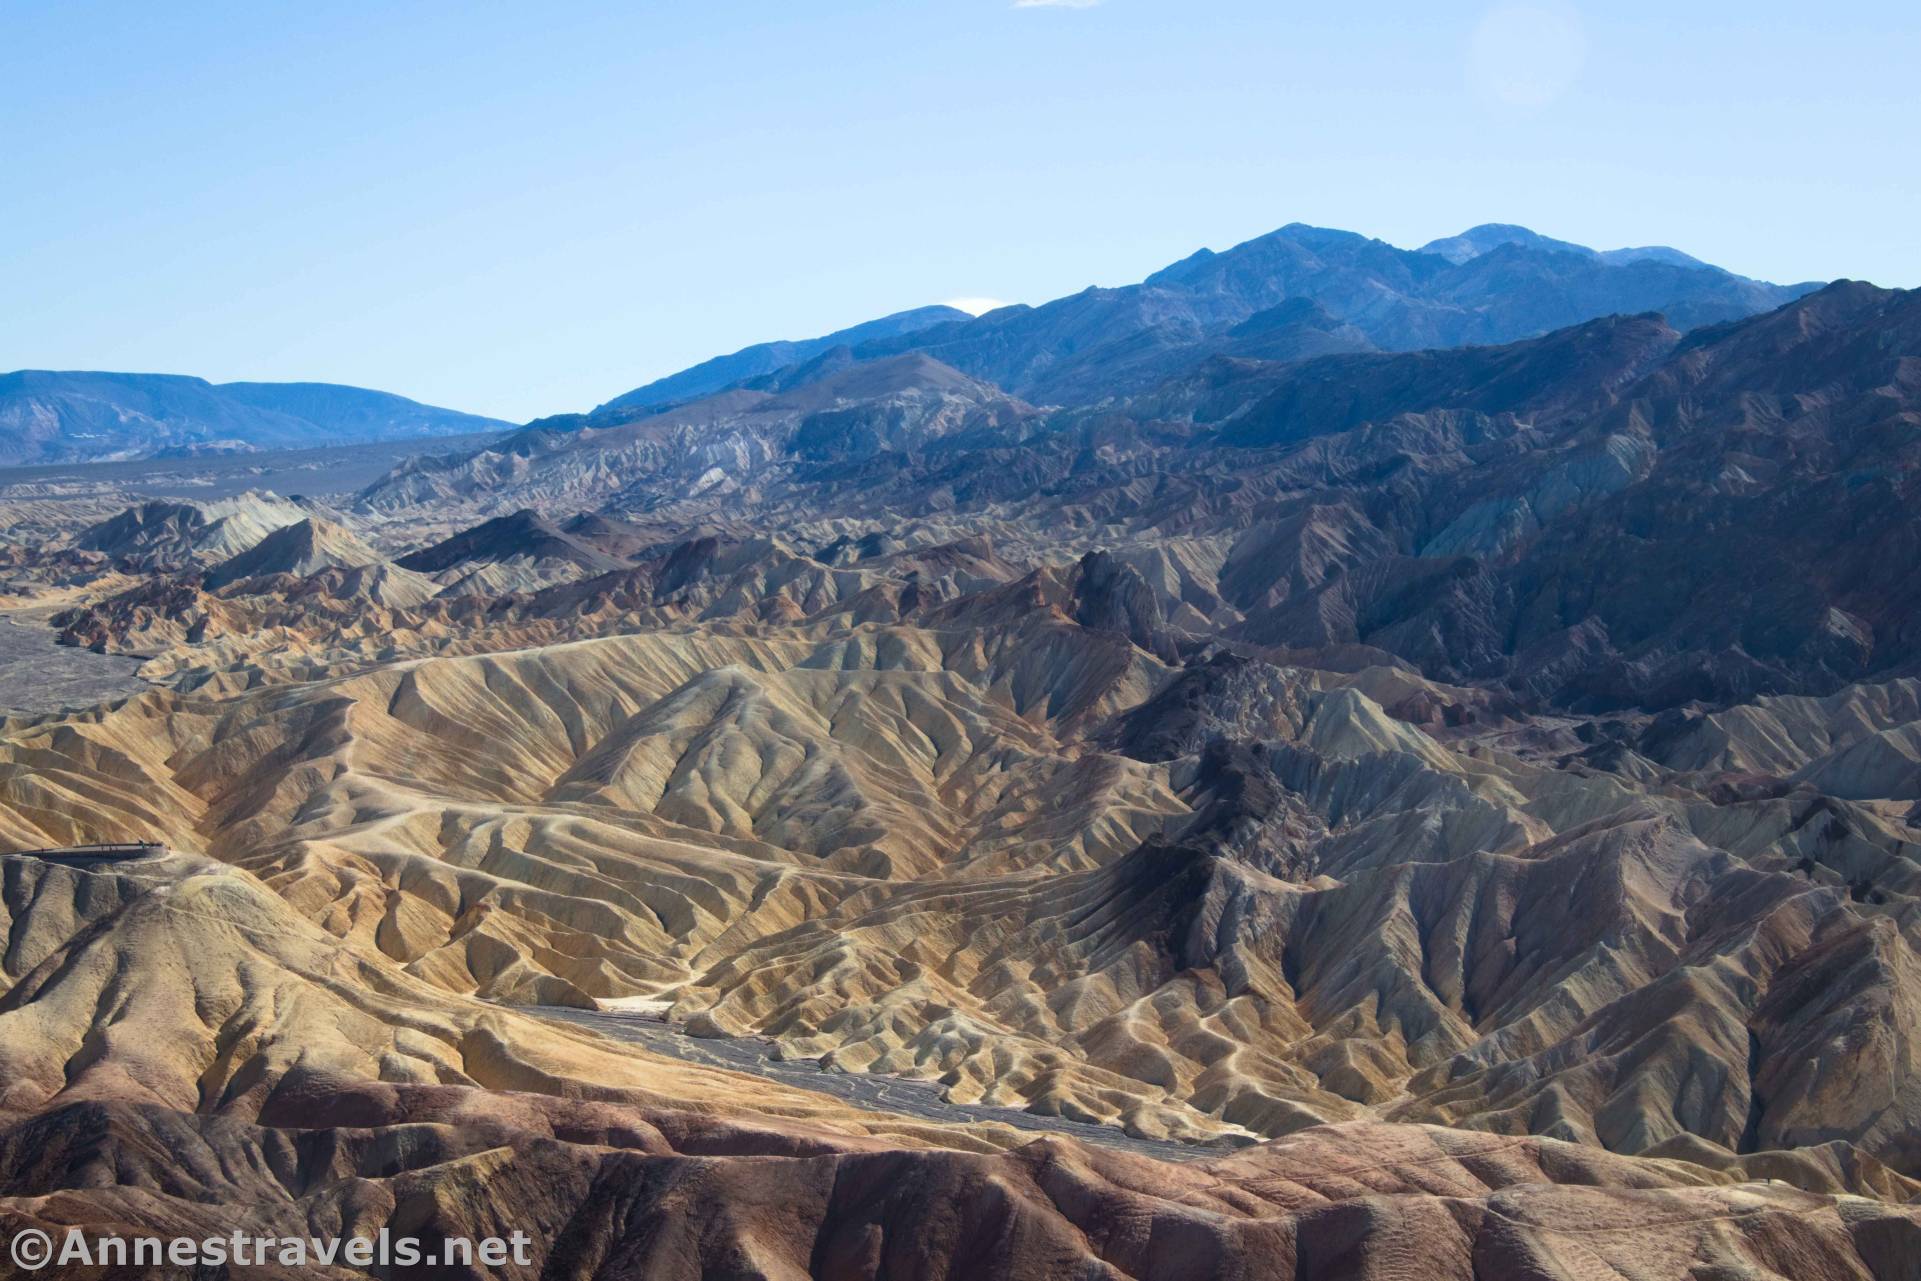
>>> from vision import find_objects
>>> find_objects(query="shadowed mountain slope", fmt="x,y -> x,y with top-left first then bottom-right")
594,304 -> 970,414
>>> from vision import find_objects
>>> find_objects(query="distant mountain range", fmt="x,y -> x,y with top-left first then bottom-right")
7,222 -> 1818,468
587,222 -> 1818,415
356,275 -> 1921,711
1415,222 -> 1713,269
0,371 -> 510,465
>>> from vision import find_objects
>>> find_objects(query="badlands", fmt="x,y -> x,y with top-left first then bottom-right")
1,251 -> 1919,1276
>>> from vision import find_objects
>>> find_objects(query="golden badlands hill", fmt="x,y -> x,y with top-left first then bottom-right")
4,587 -> 1921,1275
4,691 -> 1921,1279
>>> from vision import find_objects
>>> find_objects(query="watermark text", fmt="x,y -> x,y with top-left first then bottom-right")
9,1226 -> 534,1271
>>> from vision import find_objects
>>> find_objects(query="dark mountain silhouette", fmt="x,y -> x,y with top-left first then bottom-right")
396,507 -> 629,575
560,511 -> 658,560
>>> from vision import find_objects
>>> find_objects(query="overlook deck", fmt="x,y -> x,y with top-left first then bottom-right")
5,842 -> 168,867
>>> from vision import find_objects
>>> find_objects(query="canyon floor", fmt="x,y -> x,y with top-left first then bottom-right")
0,611 -> 148,713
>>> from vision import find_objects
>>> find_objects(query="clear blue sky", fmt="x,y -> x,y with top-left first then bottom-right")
3,1 -> 1916,422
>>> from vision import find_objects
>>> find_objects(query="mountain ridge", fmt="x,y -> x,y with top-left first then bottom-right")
593,304 -> 972,415
0,369 -> 510,465
587,221 -> 1820,414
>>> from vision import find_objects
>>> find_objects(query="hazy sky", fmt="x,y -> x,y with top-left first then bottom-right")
4,1 -> 1916,421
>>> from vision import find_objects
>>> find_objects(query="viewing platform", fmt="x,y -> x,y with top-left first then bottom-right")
4,842 -> 169,867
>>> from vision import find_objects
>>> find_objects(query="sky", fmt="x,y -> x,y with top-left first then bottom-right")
3,1 -> 1917,423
